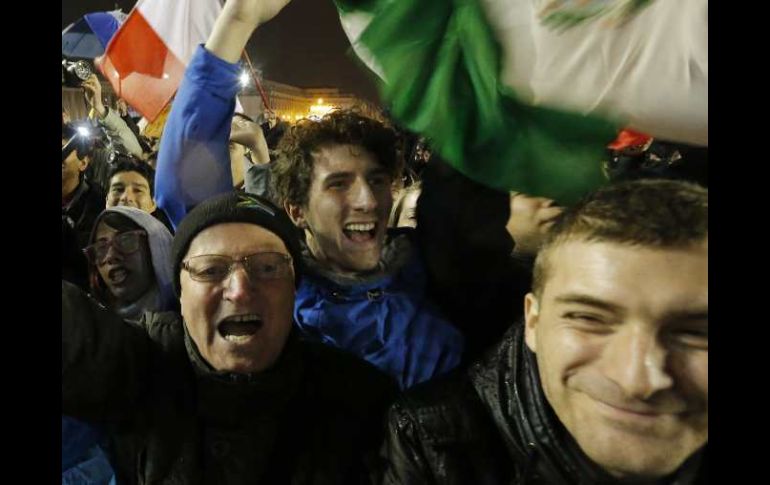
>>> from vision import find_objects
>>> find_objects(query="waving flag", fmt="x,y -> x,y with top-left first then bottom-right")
335,0 -> 707,202
96,0 -> 223,122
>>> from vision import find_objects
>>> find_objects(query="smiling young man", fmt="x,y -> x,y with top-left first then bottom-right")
278,139 -> 394,275
268,112 -> 465,388
105,159 -> 175,232
63,192 -> 396,484
106,161 -> 157,213
381,179 -> 708,484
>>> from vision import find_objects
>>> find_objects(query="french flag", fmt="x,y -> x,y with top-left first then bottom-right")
96,0 -> 222,122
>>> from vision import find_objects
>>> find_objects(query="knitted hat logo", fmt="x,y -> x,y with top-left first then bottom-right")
235,193 -> 275,216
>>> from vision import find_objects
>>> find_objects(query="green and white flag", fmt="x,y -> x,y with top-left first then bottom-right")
335,0 -> 707,202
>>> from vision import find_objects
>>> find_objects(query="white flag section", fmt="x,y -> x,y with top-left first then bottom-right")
340,0 -> 707,146
490,0 -> 707,145
97,0 -> 223,122
137,0 -> 222,67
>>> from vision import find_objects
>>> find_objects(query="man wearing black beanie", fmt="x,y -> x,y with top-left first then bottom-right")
62,191 -> 396,484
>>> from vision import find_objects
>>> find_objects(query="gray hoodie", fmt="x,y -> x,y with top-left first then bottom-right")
89,206 -> 175,320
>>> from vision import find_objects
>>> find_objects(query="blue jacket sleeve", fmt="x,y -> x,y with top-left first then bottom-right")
155,45 -> 241,229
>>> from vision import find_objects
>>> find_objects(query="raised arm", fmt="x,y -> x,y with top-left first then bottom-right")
82,74 -> 144,158
154,0 -> 292,228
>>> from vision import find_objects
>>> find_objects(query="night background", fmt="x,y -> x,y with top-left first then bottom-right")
62,0 -> 382,102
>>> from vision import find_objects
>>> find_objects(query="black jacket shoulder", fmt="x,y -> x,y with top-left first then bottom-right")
382,371 -> 513,485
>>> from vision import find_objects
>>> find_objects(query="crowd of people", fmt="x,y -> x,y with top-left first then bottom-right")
62,0 -> 708,484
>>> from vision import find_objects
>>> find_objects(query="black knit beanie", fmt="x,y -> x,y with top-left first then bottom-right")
171,192 -> 302,295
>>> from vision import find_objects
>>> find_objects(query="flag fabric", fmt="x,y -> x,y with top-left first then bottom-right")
62,9 -> 127,59
96,0 -> 222,122
335,0 -> 707,203
607,129 -> 653,152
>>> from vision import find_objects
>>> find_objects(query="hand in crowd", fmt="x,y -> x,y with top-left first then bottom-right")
230,116 -> 270,164
223,0 -> 293,28
207,0 -> 293,63
116,98 -> 129,117
82,74 -> 106,119
506,192 -> 563,256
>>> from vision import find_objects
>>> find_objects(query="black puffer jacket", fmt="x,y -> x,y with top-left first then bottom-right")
62,281 -> 397,484
381,324 -> 707,485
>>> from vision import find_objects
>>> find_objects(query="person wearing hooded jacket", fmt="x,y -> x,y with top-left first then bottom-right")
64,205 -> 177,484
84,206 -> 177,321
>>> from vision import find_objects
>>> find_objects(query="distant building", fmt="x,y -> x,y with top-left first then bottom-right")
240,80 -> 382,122
63,77 -> 382,127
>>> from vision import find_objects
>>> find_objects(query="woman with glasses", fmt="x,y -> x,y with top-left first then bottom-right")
84,206 -> 177,320
64,206 -> 176,485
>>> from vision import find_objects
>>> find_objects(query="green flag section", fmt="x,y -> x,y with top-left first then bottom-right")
335,0 -> 708,204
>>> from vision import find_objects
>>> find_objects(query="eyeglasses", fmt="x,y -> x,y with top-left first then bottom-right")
83,230 -> 146,263
182,252 -> 293,283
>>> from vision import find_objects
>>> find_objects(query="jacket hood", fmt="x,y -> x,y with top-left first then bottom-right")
90,206 -> 176,316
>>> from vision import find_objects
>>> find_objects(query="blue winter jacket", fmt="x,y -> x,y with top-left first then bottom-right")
295,232 -> 464,389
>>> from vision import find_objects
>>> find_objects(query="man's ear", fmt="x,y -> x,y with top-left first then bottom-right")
148,197 -> 157,213
524,293 -> 540,353
285,202 -> 307,229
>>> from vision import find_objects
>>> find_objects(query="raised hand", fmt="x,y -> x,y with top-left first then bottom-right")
223,0 -> 293,28
81,74 -> 106,118
206,0 -> 293,63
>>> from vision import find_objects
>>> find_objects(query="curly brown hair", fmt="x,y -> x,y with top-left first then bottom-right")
271,110 -> 404,207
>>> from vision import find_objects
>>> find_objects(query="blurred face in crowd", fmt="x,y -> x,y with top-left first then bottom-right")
229,115 -> 261,188
106,171 -> 157,213
266,111 -> 277,129
62,137 -> 88,198
91,221 -> 155,305
394,187 -> 420,228
506,192 -> 563,255
524,239 -> 708,480
414,143 -> 430,164
180,223 -> 295,374
287,144 -> 393,275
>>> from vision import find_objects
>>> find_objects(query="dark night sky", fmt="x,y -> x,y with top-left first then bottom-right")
62,0 -> 381,102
